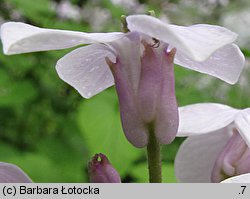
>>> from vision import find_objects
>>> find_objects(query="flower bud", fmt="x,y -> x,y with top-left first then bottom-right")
88,153 -> 121,183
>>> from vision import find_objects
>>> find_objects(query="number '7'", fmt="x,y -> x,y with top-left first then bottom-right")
241,186 -> 246,194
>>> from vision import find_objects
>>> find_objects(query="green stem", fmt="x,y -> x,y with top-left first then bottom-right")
147,130 -> 162,183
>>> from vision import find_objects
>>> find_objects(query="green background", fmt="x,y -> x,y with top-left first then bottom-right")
0,0 -> 249,182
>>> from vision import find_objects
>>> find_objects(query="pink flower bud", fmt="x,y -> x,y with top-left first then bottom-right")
211,129 -> 250,182
88,153 -> 121,183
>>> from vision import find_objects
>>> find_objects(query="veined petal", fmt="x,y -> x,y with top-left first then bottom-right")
127,15 -> 237,62
221,173 -> 250,183
235,109 -> 250,148
174,44 -> 245,84
56,44 -> 115,98
1,22 -> 123,55
177,103 -> 240,137
0,162 -> 32,183
175,128 -> 232,182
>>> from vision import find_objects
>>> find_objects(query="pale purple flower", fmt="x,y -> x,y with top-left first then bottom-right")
0,15 -> 245,147
88,153 -> 121,183
175,103 -> 250,182
0,162 -> 32,183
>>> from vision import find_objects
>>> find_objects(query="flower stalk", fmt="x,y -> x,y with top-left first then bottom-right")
147,125 -> 162,183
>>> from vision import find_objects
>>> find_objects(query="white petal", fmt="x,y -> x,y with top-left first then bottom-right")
1,22 -> 123,55
177,103 -> 240,137
127,15 -> 237,62
56,44 -> 115,98
174,44 -> 245,84
175,128 -> 232,182
0,162 -> 32,183
221,173 -> 250,183
235,109 -> 250,148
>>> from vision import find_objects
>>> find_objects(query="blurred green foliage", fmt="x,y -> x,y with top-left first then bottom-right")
0,0 -> 249,183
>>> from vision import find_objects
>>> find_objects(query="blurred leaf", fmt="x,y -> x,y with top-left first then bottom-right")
131,163 -> 177,183
0,141 -> 19,158
5,149 -> 85,182
37,133 -> 87,182
0,69 -> 9,83
0,73 -> 38,107
162,137 -> 185,163
77,90 -> 143,177
0,54 -> 35,76
7,153 -> 61,182
8,0 -> 54,25
101,0 -> 126,18
242,48 -> 250,57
